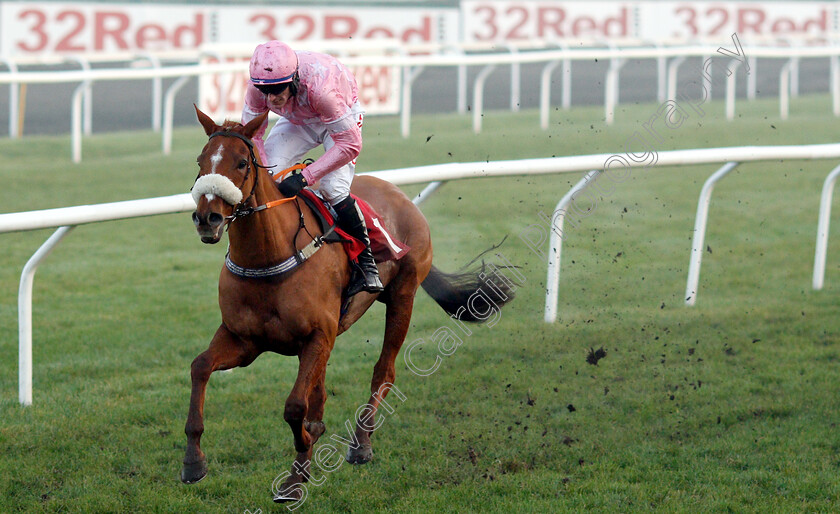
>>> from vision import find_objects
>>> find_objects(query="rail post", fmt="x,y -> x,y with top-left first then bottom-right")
685,162 -> 740,306
19,226 -> 75,406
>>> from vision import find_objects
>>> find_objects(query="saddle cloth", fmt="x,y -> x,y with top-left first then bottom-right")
298,189 -> 410,262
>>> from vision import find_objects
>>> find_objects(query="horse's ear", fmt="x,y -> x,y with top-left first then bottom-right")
194,104 -> 220,136
242,111 -> 269,140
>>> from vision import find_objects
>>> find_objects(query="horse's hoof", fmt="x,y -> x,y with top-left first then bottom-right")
346,444 -> 373,465
181,458 -> 208,484
273,484 -> 304,503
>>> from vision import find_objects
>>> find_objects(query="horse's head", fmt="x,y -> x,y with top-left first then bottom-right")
191,106 -> 268,244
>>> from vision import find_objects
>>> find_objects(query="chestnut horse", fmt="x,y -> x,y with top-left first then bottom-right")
182,107 -> 515,501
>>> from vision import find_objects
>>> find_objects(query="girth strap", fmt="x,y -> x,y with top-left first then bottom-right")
224,224 -> 337,279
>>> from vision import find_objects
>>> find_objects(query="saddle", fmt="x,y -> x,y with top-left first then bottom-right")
297,188 -> 410,263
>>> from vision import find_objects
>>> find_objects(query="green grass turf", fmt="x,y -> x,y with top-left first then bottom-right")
1,93 -> 840,512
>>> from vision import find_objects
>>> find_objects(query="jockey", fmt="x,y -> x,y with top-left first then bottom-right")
242,40 -> 384,297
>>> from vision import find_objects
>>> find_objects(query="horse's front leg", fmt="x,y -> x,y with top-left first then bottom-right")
273,331 -> 333,503
274,370 -> 327,502
303,371 -> 328,446
182,324 -> 258,484
285,331 -> 333,452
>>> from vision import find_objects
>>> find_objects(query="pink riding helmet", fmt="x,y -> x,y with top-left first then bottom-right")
249,41 -> 298,85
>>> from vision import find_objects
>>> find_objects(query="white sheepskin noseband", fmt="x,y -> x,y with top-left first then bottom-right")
191,174 -> 244,206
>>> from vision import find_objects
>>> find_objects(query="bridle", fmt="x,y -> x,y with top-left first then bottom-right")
205,130 -> 290,226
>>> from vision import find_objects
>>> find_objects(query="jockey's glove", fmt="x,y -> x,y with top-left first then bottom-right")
277,173 -> 307,197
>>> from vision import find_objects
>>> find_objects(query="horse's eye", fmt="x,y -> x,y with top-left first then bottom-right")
238,160 -> 248,170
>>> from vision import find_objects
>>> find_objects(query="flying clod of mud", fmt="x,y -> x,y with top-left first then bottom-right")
586,347 -> 607,366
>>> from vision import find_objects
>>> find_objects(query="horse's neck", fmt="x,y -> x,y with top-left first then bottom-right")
227,170 -> 300,268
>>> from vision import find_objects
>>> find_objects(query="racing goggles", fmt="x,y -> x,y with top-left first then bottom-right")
254,82 -> 292,96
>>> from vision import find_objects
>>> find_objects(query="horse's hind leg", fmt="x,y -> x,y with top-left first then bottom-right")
181,324 -> 258,484
347,285 -> 417,465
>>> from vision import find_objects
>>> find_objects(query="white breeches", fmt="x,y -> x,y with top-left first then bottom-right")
264,102 -> 363,206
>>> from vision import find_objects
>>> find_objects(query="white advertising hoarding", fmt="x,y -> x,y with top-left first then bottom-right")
1,3 -> 206,54
208,6 -> 457,45
460,1 -> 838,43
197,50 -> 401,122
0,2 -> 459,54
638,1 -> 837,42
461,1 -> 636,41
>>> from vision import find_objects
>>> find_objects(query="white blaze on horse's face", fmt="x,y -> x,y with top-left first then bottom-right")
210,144 -> 224,174
193,139 -> 246,207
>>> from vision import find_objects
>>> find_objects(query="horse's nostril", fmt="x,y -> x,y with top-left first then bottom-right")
208,213 -> 224,227
192,212 -> 201,226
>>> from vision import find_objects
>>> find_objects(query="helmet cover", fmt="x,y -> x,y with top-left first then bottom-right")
249,41 -> 298,85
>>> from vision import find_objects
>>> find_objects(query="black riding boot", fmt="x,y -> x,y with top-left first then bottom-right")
334,196 -> 384,296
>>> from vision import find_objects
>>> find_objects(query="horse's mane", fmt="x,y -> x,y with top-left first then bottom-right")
220,119 -> 243,130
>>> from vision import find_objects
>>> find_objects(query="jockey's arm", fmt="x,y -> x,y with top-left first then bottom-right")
241,85 -> 270,165
301,117 -> 362,185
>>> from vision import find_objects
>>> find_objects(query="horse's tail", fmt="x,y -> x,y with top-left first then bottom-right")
420,259 -> 518,323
